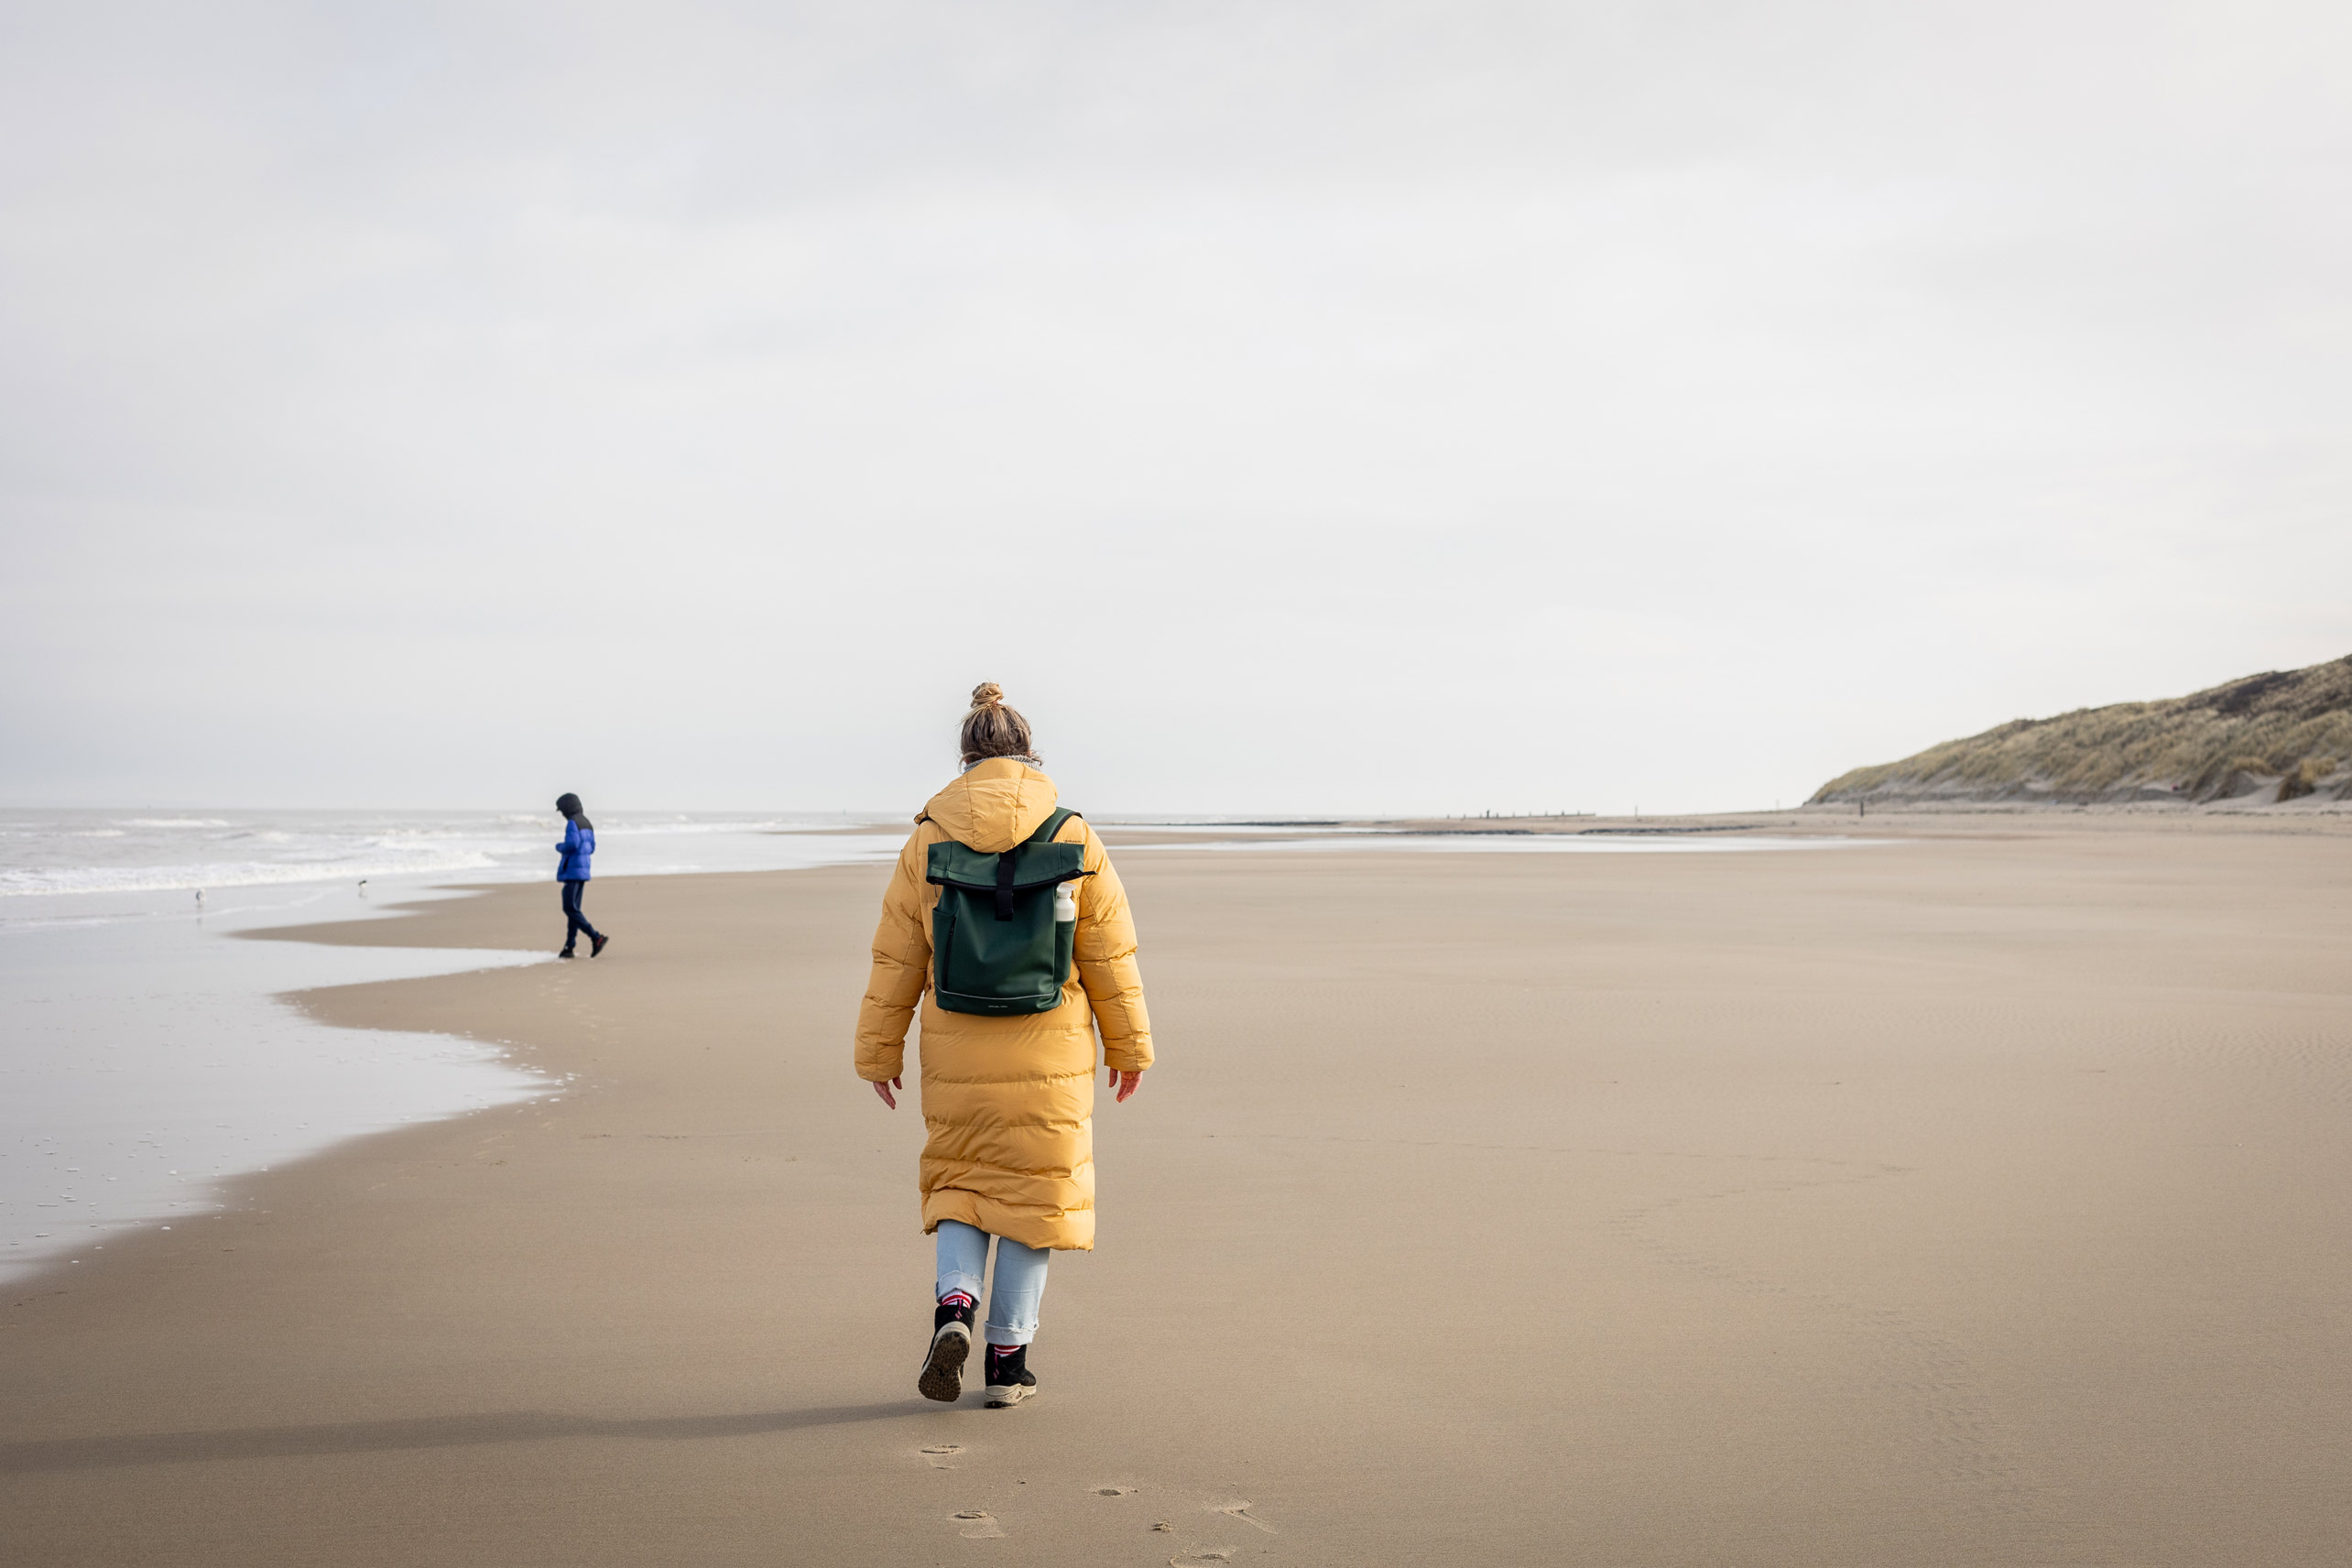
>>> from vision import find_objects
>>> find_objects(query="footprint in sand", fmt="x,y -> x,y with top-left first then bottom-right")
920,1444 -> 964,1470
1094,1485 -> 1137,1497
1204,1500 -> 1275,1534
1171,1552 -> 1231,1566
952,1510 -> 1005,1540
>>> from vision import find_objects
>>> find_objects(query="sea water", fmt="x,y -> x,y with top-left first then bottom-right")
0,811 -> 908,1283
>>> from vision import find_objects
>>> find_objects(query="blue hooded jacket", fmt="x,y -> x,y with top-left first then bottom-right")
557,819 -> 595,882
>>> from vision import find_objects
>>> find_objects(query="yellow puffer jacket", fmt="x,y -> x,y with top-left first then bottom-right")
855,758 -> 1152,1251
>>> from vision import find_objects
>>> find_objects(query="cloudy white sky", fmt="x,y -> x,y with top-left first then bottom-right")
4,1 -> 2347,815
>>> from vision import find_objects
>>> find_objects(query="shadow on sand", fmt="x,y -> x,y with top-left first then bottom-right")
0,1401 -> 921,1473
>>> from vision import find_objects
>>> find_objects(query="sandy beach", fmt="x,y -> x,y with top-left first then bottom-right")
5,819 -> 2350,1565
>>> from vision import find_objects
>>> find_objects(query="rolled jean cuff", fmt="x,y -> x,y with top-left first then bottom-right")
936,1269 -> 984,1303
983,1322 -> 1035,1347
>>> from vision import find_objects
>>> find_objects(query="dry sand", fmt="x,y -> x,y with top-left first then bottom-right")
5,822 -> 2351,1565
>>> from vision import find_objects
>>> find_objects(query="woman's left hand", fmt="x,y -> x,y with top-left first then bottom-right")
1109,1068 -> 1143,1103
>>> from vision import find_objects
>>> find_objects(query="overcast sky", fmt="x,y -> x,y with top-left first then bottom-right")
4,1 -> 2347,815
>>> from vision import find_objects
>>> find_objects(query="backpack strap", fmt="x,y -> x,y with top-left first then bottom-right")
1026,807 -> 1079,844
995,844 -> 1018,920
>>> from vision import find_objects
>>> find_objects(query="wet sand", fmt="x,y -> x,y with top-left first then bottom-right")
5,822 -> 2351,1565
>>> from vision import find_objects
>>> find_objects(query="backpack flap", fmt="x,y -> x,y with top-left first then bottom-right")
925,837 -> 1090,915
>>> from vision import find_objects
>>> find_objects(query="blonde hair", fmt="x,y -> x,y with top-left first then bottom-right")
959,682 -> 1039,767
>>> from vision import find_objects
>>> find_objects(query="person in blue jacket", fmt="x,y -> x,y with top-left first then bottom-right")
555,792 -> 608,958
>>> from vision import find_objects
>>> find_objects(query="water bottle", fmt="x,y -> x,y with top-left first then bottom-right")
1053,881 -> 1078,922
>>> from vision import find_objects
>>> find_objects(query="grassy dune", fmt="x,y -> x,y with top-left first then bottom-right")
1813,655 -> 2352,806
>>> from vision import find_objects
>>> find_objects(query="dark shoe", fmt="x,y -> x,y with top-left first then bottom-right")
918,1298 -> 975,1403
590,933 -> 609,957
558,949 -> 576,960
983,1344 -> 1037,1408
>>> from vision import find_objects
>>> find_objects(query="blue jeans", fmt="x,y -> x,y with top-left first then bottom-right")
935,1220 -> 1050,1346
560,879 -> 602,949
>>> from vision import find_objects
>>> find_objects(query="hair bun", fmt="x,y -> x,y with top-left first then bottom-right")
969,681 -> 1004,711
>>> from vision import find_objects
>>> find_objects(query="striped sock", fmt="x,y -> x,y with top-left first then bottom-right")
940,1291 -> 975,1310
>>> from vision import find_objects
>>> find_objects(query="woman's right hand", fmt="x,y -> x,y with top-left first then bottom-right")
872,1075 -> 902,1109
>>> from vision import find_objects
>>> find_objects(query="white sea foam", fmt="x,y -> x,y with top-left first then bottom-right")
0,809 -> 909,902
0,850 -> 506,898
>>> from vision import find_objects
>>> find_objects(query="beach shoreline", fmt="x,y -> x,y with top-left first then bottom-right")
5,822 -> 2350,1564
1364,800 -> 2352,835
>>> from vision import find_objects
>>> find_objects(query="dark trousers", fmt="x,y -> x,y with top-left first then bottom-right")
560,879 -> 602,950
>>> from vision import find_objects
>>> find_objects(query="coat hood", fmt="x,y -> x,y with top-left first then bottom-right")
920,757 -> 1059,854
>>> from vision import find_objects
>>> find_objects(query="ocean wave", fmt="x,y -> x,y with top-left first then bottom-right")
0,848 -> 505,898
118,818 -> 234,829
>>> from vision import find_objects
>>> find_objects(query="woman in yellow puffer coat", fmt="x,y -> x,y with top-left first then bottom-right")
856,683 -> 1152,1408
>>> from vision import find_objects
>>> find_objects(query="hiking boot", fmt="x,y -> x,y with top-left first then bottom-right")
983,1344 -> 1037,1408
918,1297 -> 976,1403
590,933 -> 609,957
558,949 -> 575,959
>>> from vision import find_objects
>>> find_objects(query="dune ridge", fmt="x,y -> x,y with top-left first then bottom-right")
1813,653 -> 2352,806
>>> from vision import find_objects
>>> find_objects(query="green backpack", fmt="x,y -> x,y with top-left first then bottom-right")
926,807 -> 1092,1016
